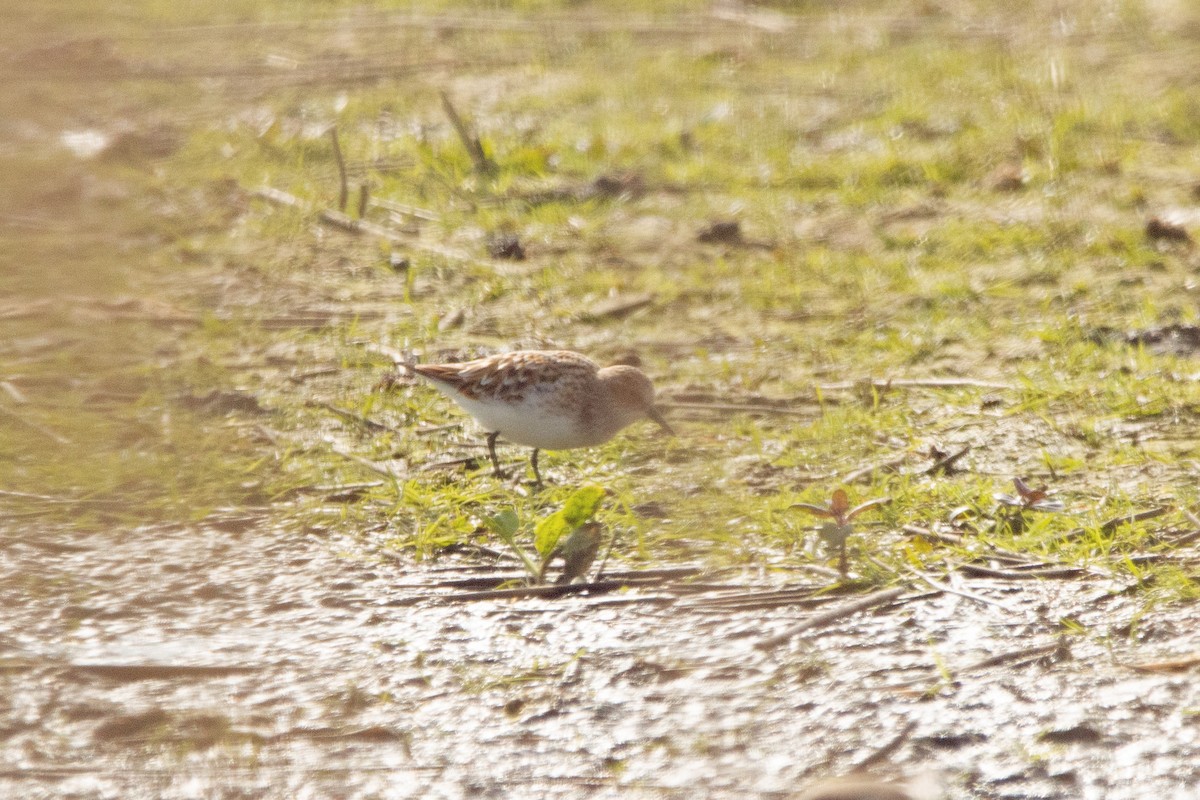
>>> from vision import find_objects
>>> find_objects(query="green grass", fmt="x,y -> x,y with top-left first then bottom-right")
5,0 -> 1200,602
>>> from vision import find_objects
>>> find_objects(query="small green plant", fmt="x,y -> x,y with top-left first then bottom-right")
792,488 -> 891,577
485,485 -> 608,585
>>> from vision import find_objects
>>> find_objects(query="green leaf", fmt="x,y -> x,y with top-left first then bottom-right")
485,508 -> 520,538
485,508 -> 541,580
561,485 -> 607,527
534,515 -> 571,558
818,521 -> 854,549
534,485 -> 606,557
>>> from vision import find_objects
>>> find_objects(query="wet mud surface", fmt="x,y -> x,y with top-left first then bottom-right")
4,521 -> 1199,799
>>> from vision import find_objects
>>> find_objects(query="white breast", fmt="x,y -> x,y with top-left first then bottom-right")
451,393 -> 601,450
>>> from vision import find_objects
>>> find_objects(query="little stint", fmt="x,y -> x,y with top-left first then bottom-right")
409,350 -> 672,484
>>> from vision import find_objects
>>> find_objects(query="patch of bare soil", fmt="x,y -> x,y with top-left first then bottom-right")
4,520 -> 1199,799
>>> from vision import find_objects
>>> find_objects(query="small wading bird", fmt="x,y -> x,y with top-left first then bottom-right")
407,350 -> 673,485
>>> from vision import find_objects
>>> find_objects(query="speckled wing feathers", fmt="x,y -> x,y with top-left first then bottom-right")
412,351 -> 599,403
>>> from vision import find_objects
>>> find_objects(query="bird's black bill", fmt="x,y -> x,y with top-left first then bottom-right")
648,407 -> 675,436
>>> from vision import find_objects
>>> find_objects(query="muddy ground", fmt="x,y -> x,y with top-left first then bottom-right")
5,518 -> 1200,798
4,3 -> 1200,799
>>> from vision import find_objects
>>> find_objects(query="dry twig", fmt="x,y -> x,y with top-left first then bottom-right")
398,578 -> 656,605
0,381 -> 28,404
960,640 -> 1066,672
815,377 -> 1014,392
849,719 -> 919,771
328,443 -> 406,480
440,90 -> 495,174
842,455 -> 907,484
0,404 -> 71,445
357,182 -> 369,218
755,586 -> 909,650
657,401 -> 813,417
312,401 -> 389,432
1098,507 -> 1169,535
924,445 -> 971,475
1126,654 -> 1200,673
255,185 -> 486,265
901,564 -> 1018,612
328,126 -> 349,211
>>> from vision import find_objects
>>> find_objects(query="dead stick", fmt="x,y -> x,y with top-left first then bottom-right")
815,378 -> 1014,392
755,586 -> 908,650
440,91 -> 494,174
657,401 -> 814,416
328,444 -> 406,480
287,367 -> 340,384
953,562 -> 1085,580
925,444 -> 971,475
312,401 -> 389,432
0,404 -> 71,445
425,579 -> 647,603
255,185 -> 484,262
1099,506 -> 1169,534
592,525 -> 620,581
961,640 -> 1064,672
369,196 -> 440,221
318,207 -> 402,241
888,640 -> 1065,692
412,423 -> 464,437
357,182 -> 369,219
1126,654 -> 1200,673
902,524 -> 964,546
843,455 -> 906,484
0,488 -> 117,505
418,456 -> 491,473
329,126 -> 348,211
901,564 -> 1017,612
0,381 -> 28,404
1169,528 -> 1200,547
850,719 -> 918,771
254,185 -> 304,207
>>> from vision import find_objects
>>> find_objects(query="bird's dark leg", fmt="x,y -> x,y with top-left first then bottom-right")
485,431 -> 506,478
530,448 -> 544,488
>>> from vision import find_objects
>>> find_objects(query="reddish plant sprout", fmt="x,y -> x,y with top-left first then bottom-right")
792,489 -> 891,577
792,489 -> 892,526
994,477 -> 1065,512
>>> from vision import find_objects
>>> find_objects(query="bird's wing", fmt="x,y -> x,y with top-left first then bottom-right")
413,351 -> 597,400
